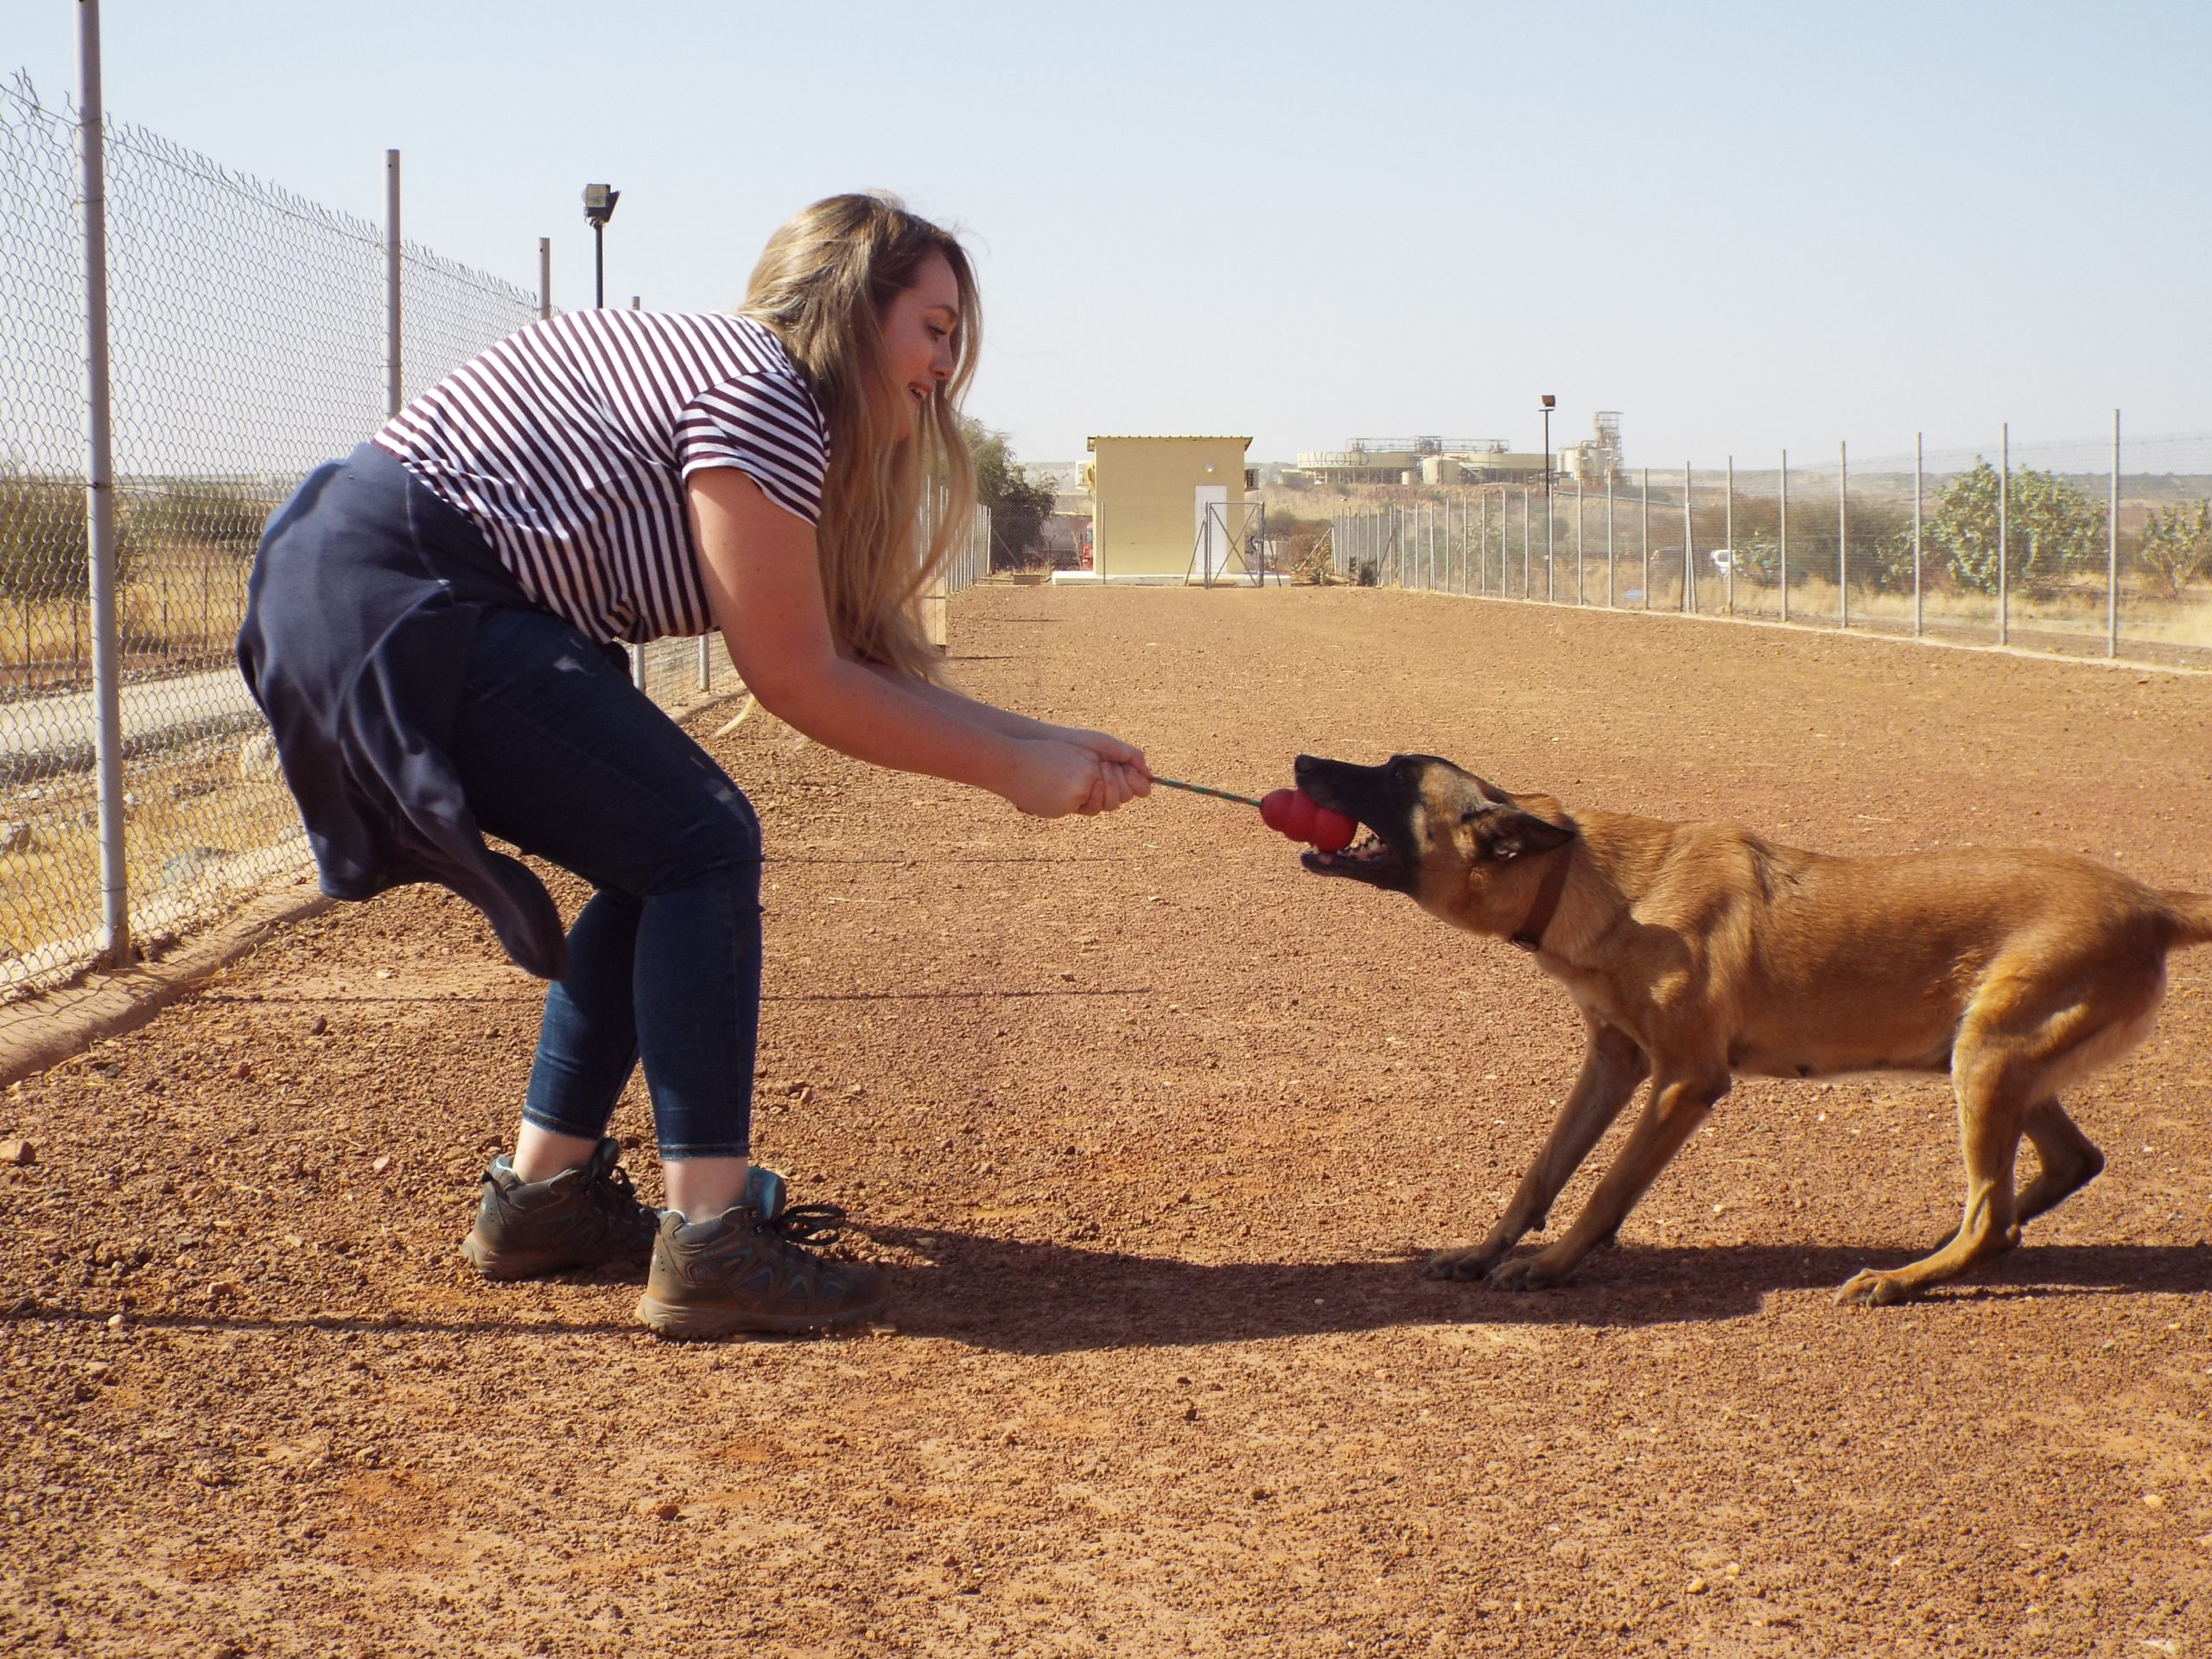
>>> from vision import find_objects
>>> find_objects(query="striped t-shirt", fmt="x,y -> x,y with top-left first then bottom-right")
374,308 -> 829,644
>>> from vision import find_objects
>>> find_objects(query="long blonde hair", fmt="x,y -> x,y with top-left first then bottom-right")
741,194 -> 979,679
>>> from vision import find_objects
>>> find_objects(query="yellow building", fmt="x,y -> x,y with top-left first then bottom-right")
1084,435 -> 1253,581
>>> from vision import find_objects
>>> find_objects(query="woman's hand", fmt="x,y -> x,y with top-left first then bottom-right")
1002,738 -> 1131,817
1013,739 -> 1115,818
1049,726 -> 1150,810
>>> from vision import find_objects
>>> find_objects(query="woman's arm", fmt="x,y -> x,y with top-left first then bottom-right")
862,664 -> 1150,792
686,467 -> 1137,817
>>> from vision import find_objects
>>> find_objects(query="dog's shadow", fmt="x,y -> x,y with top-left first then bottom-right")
865,1228 -> 2212,1355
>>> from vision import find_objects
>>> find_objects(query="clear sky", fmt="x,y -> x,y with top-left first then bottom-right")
5,0 -> 2207,467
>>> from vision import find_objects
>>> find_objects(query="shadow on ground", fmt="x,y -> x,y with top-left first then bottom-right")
869,1232 -> 2212,1354
10,1238 -> 2203,1352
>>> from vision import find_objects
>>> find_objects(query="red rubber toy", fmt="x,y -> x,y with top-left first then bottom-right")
1307,806 -> 1357,853
1260,788 -> 1357,852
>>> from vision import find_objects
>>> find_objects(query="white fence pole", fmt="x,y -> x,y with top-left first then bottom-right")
1640,468 -> 1650,609
1574,486 -> 1585,604
537,236 -> 552,321
1681,464 -> 1694,613
2107,410 -> 2120,658
79,0 -> 129,967
1605,472 -> 1615,607
1913,432 -> 1924,639
1838,440 -> 1848,632
1999,423 -> 2010,647
1521,486 -> 1531,596
1779,449 -> 1790,625
385,149 -> 403,417
1724,456 -> 1734,616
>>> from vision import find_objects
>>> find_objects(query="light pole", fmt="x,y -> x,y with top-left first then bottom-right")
583,183 -> 619,308
1540,394 -> 1556,600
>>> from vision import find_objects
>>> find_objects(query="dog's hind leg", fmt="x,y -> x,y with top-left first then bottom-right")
1424,1020 -> 1648,1282
1842,961 -> 2151,1306
2014,1096 -> 2105,1226
1838,1030 -> 2034,1307
1925,1096 -> 2104,1253
1486,1065 -> 1732,1292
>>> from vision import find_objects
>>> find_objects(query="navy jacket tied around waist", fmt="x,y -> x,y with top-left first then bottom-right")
236,442 -> 576,979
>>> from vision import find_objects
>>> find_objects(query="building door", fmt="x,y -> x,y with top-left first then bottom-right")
1193,485 -> 1230,582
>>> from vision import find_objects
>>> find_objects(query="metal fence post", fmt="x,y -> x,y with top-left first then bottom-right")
1640,468 -> 1650,609
79,0 -> 129,968
1545,466 -> 1555,602
1605,471 -> 1615,607
1521,486 -> 1531,596
1779,449 -> 1790,624
1913,432 -> 1924,639
1681,463 -> 1694,614
1724,456 -> 1734,616
385,148 -> 402,417
537,236 -> 551,320
697,634 -> 711,692
1837,441 -> 1848,632
2107,409 -> 2120,658
1574,486 -> 1585,603
1999,423 -> 2010,647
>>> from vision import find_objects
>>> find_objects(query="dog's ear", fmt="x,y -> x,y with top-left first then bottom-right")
1470,807 -> 1576,861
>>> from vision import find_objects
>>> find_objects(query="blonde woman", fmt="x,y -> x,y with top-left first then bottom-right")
238,195 -> 1148,1338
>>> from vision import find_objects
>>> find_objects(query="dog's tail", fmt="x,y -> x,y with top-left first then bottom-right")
2161,890 -> 2212,949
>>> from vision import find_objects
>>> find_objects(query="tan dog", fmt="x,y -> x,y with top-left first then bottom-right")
1294,753 -> 2212,1305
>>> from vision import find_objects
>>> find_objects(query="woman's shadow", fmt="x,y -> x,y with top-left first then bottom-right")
862,1226 -> 2212,1355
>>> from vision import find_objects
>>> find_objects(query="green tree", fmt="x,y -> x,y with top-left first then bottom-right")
960,418 -> 1057,570
2135,499 -> 2212,600
1929,459 -> 2101,594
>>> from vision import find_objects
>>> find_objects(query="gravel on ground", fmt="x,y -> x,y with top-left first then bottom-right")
3,584 -> 2209,1656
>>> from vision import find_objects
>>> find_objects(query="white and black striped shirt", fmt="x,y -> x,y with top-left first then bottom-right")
375,309 -> 829,643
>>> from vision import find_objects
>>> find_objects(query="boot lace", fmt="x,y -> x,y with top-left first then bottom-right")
757,1201 -> 850,1249
581,1162 -> 657,1243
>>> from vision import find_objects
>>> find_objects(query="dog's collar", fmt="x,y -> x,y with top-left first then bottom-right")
1509,842 -> 1574,954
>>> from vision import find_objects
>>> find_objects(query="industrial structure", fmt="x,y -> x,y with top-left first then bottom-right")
1291,414 -> 1622,487
1072,435 -> 1255,582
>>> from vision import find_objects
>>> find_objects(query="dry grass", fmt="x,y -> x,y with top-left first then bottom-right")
0,741 -> 308,1001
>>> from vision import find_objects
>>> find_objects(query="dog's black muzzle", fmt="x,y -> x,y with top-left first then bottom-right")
1293,753 -> 1420,891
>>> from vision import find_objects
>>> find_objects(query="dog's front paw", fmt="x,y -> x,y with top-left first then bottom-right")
1834,1267 -> 1916,1307
1422,1245 -> 1502,1281
1486,1252 -> 1574,1292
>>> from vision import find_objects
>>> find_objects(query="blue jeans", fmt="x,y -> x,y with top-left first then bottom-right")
448,607 -> 761,1160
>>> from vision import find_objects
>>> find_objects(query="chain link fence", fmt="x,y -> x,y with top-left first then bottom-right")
3,69 -> 1001,1027
0,74 -> 533,1021
1326,427 -> 2212,672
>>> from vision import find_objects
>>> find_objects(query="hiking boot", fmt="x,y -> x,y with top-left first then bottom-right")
635,1192 -> 886,1338
459,1135 -> 659,1281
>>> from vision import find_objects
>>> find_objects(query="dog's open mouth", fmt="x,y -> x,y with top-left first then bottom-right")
1291,753 -> 1418,892
1299,830 -> 1405,885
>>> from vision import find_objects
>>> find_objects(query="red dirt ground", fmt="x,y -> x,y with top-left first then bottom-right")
4,585 -> 2210,1656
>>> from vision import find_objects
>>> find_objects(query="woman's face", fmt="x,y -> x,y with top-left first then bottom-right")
876,249 -> 961,439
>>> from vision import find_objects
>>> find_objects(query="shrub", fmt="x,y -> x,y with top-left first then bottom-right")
1929,461 -> 2101,594
2135,499 -> 2211,600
